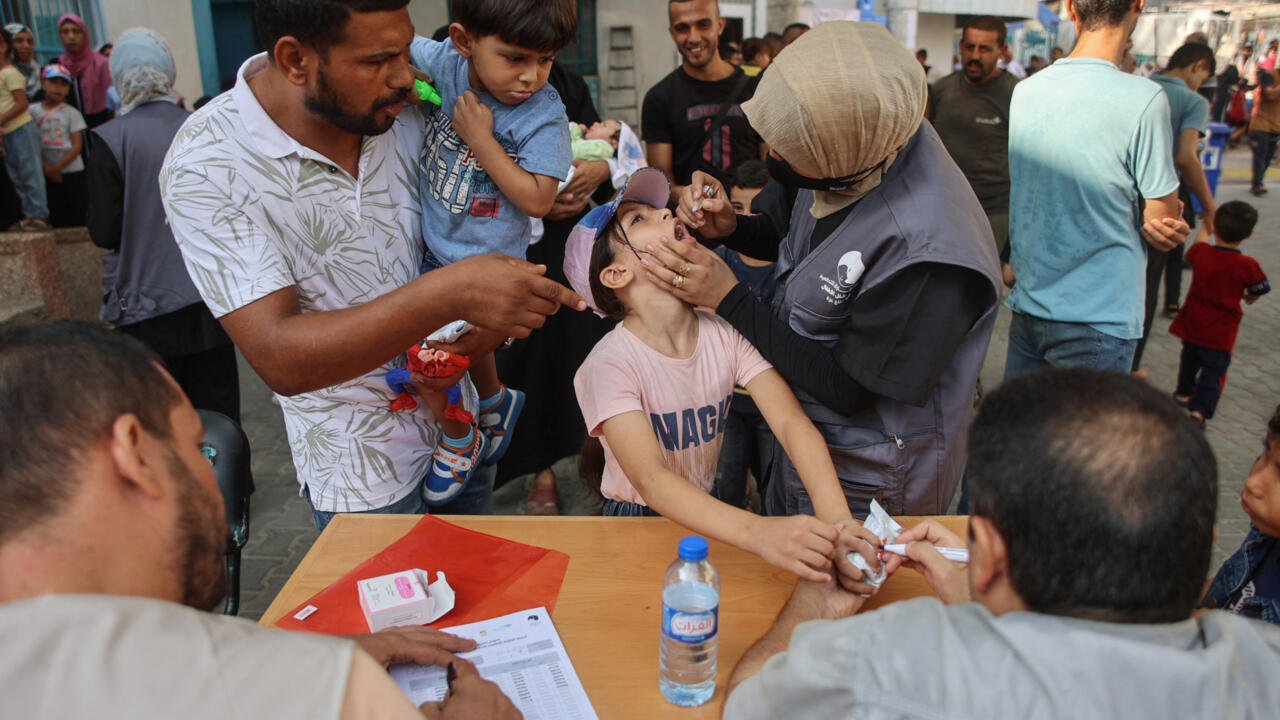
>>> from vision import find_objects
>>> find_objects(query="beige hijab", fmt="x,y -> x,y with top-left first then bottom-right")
742,22 -> 927,218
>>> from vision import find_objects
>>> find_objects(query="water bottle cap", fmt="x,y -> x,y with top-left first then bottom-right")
678,536 -> 708,561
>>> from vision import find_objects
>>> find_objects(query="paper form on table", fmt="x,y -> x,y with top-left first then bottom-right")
389,606 -> 598,720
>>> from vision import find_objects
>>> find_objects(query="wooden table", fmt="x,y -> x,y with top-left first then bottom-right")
262,514 -> 966,718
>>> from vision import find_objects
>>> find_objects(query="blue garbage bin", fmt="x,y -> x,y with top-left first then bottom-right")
1191,121 -> 1230,214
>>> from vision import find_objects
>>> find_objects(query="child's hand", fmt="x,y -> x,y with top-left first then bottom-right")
407,67 -> 435,105
452,91 -> 494,149
750,515 -> 839,583
45,167 -> 61,182
831,519 -> 885,596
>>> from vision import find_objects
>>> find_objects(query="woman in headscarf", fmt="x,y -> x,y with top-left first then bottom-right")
4,23 -> 40,97
640,22 -> 1001,519
56,14 -> 113,127
85,28 -> 239,421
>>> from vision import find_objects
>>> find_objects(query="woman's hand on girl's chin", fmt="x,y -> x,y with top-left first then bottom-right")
640,236 -> 739,310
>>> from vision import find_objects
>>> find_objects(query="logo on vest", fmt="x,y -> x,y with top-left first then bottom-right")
818,251 -> 865,305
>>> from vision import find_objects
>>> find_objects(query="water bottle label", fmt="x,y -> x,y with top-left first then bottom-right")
662,604 -> 718,643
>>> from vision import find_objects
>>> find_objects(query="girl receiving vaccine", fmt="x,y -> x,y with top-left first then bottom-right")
566,167 -> 880,584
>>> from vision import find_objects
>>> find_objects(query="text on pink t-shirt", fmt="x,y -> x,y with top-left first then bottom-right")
573,311 -> 773,506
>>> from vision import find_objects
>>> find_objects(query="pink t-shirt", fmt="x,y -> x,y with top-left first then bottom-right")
574,311 -> 772,506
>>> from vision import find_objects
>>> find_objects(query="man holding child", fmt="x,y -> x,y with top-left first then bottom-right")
160,0 -> 584,528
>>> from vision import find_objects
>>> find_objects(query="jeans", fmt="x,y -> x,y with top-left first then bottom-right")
1251,130 -> 1279,189
2,122 -> 48,220
305,463 -> 495,532
713,407 -> 776,509
602,499 -> 662,517
1004,312 -> 1137,382
1175,340 -> 1231,419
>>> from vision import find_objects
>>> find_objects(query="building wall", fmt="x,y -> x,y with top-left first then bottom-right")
100,0 -> 203,106
917,11 -> 957,83
595,5 -> 679,129
408,1 -> 450,38
918,0 -> 1035,16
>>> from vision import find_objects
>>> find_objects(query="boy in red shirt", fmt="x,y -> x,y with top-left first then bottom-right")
1171,201 -> 1270,425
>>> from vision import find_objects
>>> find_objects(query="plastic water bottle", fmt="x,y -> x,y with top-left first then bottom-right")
660,536 -> 720,707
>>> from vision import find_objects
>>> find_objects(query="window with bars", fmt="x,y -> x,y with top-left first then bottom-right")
558,0 -> 597,77
0,0 -> 108,63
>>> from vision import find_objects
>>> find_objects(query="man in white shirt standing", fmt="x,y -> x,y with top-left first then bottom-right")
161,0 -> 583,529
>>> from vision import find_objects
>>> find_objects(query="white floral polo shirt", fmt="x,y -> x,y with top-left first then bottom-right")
161,54 -> 437,512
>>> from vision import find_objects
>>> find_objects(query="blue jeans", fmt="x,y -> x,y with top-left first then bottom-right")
1003,312 -> 1137,382
305,464 -> 495,532
1175,341 -> 1231,419
602,499 -> 662,516
3,122 -> 48,220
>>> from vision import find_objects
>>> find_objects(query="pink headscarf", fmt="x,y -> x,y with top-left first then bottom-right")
56,14 -> 112,115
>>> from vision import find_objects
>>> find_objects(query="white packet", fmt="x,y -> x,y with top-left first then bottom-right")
846,499 -> 904,589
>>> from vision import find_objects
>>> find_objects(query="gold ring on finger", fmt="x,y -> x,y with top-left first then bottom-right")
679,262 -> 692,276
672,274 -> 685,289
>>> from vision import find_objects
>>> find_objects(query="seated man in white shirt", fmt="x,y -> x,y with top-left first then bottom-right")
725,368 -> 1280,719
0,321 -> 518,720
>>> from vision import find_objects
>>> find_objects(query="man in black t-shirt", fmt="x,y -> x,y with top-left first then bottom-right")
928,16 -> 1018,255
642,0 -> 762,195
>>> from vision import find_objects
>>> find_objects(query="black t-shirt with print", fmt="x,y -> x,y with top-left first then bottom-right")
641,66 -> 761,186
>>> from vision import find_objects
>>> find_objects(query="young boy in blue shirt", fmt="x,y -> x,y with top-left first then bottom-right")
406,0 -> 574,503
1202,404 -> 1280,625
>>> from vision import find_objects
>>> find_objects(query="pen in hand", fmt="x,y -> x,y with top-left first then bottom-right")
882,543 -> 969,563
446,661 -> 457,697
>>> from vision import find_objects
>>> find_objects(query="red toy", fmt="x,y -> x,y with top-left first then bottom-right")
385,343 -> 472,418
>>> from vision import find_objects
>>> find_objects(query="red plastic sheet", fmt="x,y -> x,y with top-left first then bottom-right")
274,516 -> 570,633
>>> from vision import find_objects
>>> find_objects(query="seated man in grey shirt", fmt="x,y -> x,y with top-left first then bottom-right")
726,368 -> 1280,719
0,322 -> 519,720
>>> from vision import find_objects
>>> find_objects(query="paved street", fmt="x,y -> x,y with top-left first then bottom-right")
235,145 -> 1280,620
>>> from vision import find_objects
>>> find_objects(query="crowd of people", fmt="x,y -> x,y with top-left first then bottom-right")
2,0 -> 1280,717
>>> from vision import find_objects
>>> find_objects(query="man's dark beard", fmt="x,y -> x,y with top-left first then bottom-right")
169,451 -> 229,612
305,65 -> 410,137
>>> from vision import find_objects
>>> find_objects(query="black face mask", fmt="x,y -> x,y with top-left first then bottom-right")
765,153 -> 887,191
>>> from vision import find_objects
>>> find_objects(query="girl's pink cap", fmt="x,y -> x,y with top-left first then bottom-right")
563,167 -> 670,316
